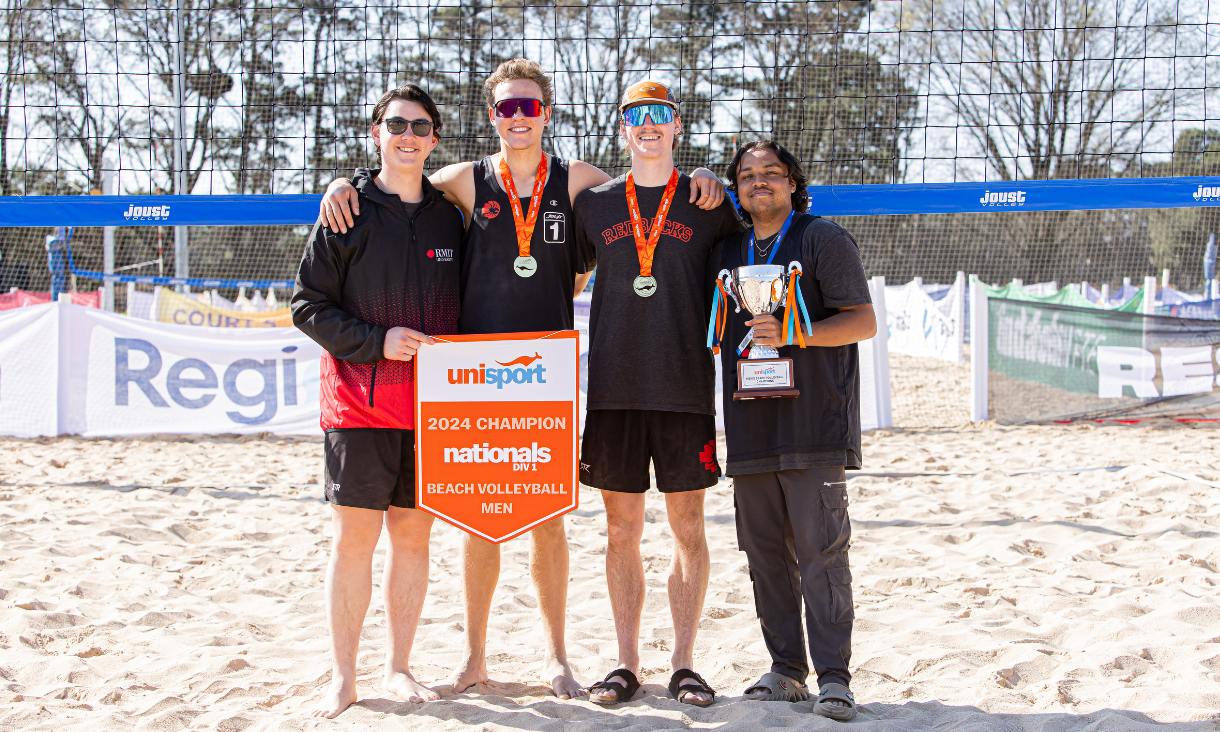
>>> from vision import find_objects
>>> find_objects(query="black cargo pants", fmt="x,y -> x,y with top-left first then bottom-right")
733,466 -> 854,688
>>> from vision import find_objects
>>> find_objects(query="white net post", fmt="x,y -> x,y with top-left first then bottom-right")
969,274 -> 988,421
102,163 -> 116,312
1143,276 -> 1158,315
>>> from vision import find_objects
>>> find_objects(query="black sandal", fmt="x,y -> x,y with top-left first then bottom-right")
588,667 -> 640,705
668,668 -> 716,707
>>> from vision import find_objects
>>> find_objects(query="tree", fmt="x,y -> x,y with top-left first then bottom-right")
20,4 -> 125,194
1145,128 -> 1220,289
724,2 -> 915,184
113,0 -> 236,194
909,0 -> 1177,181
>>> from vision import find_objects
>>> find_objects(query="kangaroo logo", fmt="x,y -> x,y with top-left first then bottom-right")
496,352 -> 542,367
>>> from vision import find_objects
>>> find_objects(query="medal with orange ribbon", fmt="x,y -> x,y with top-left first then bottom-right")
624,169 -> 680,297
499,154 -> 549,278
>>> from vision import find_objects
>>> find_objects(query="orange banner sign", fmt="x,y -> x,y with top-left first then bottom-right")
414,331 -> 579,542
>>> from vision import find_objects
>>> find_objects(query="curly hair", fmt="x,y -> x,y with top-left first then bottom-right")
483,58 -> 554,107
726,139 -> 809,222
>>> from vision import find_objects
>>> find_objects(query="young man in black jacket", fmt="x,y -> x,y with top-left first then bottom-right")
716,139 -> 875,721
291,84 -> 463,719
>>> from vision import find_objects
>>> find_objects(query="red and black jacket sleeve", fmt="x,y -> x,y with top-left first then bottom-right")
291,220 -> 386,363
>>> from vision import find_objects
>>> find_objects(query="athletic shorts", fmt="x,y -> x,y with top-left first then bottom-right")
323,429 -> 416,510
580,409 -> 720,493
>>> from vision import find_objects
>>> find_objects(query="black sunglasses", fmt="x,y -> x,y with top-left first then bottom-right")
380,117 -> 434,137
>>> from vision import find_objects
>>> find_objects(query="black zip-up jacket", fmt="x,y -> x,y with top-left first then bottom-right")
291,173 -> 462,431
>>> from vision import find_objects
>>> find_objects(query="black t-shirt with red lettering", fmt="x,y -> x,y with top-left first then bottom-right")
574,173 -> 743,415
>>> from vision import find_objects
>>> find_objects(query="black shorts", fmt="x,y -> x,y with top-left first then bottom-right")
580,409 -> 720,493
323,429 -> 416,510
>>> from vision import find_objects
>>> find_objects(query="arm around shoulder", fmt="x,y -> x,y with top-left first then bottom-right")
428,161 -> 476,216
567,159 -> 613,199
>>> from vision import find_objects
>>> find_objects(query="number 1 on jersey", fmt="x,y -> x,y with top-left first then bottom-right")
543,212 -> 566,244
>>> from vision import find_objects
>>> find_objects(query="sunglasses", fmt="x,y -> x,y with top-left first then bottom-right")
493,97 -> 545,118
622,103 -> 675,127
381,117 -> 434,137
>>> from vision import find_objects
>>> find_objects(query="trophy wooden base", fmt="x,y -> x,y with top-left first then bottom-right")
734,357 -> 799,400
733,386 -> 801,400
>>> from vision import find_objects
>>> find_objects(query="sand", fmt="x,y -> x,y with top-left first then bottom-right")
1,362 -> 1219,730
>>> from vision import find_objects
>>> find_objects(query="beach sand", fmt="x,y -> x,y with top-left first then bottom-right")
1,359 -> 1218,730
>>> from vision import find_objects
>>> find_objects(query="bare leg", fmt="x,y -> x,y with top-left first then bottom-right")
590,490 -> 646,704
449,532 -> 498,692
382,506 -> 438,703
529,517 -> 584,698
312,505 -> 383,719
665,489 -> 712,705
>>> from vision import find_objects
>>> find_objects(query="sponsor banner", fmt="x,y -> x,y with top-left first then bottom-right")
988,297 -> 1220,422
885,280 -> 961,362
415,332 -> 579,543
805,176 -> 1220,216
1164,298 -> 1220,320
58,304 -> 321,435
155,287 -> 293,328
0,290 -> 100,311
0,304 -> 59,436
0,194 -> 321,227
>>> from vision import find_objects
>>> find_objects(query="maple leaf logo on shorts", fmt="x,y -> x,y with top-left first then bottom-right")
698,440 -> 718,473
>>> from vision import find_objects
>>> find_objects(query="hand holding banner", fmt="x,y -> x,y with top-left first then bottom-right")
414,331 -> 579,543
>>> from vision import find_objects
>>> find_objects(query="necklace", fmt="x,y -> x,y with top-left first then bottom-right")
753,231 -> 781,258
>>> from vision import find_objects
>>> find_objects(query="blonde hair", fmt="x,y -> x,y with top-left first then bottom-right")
483,58 -> 554,107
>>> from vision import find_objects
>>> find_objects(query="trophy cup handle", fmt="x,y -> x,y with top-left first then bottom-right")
718,269 -> 740,313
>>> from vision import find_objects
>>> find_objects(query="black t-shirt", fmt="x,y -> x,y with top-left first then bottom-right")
458,154 -> 583,334
718,214 -> 872,474
574,173 -> 744,414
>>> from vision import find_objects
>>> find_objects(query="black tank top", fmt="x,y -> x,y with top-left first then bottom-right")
458,154 -> 579,334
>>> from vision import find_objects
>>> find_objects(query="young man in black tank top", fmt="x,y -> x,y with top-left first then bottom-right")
317,59 -> 726,700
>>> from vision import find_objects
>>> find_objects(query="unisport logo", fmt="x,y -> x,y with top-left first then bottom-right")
123,204 -> 171,221
446,352 -> 547,389
978,190 -> 1027,207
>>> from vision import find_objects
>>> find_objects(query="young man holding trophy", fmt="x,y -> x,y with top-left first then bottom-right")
709,139 -> 875,721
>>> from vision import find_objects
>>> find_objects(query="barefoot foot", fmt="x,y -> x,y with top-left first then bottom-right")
311,678 -> 357,719
449,656 -> 489,693
384,669 -> 439,703
544,659 -> 586,699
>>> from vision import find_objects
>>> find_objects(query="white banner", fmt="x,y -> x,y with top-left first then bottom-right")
1,299 -> 891,437
885,279 -> 963,362
58,304 -> 322,436
0,304 -> 60,437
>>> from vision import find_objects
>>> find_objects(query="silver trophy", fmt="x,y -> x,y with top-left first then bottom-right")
717,263 -> 802,399
722,265 -> 789,358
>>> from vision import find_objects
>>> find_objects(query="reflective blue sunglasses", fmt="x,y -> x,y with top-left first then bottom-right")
622,103 -> 675,126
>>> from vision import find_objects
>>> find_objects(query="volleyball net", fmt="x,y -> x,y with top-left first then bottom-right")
1,0 -> 1218,423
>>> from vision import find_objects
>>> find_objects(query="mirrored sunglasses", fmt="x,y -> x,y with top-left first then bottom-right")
494,97 -> 544,118
622,103 -> 675,126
